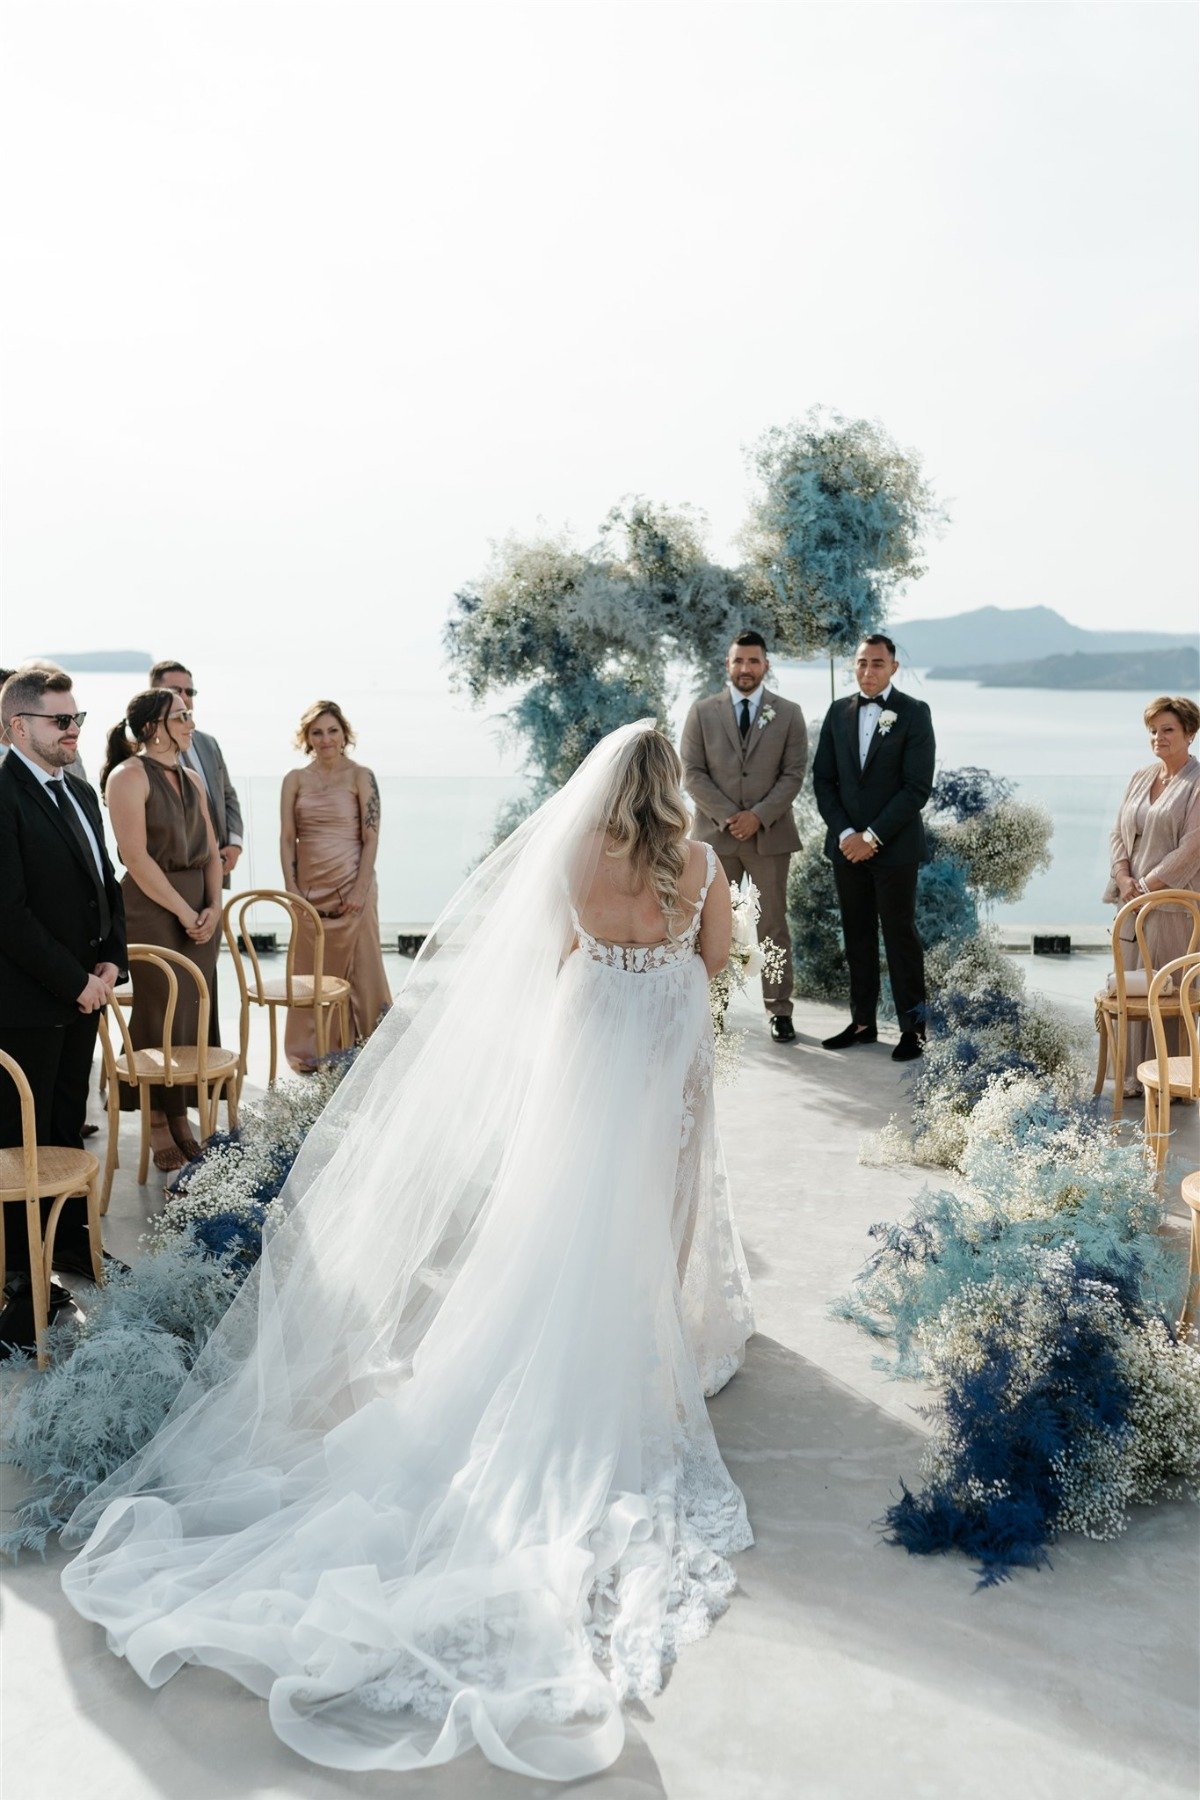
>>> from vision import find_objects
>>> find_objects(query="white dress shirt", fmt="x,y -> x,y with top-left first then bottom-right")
728,680 -> 765,732
838,683 -> 894,847
9,744 -> 106,881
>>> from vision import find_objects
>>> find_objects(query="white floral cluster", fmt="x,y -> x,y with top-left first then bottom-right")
144,1063 -> 352,1252
936,799 -> 1053,904
962,1074 -> 1161,1234
709,880 -> 787,1084
863,934 -> 1089,1173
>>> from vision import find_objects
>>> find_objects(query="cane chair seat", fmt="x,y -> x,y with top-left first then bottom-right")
0,1145 -> 99,1197
110,1046 -> 241,1084
254,974 -> 351,1007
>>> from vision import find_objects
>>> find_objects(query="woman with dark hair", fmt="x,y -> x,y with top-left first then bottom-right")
1104,693 -> 1200,1090
101,689 -> 223,1169
279,699 -> 390,1071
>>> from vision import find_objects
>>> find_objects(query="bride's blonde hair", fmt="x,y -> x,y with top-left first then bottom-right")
605,730 -> 692,933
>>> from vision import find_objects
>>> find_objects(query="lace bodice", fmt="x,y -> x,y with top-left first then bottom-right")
571,844 -> 719,972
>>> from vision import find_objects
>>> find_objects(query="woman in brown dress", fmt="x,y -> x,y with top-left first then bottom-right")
280,700 -> 391,1073
1104,694 -> 1200,1093
101,689 -> 223,1169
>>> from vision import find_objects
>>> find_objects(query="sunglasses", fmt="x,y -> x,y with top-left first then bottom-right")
14,710 -> 87,731
168,710 -> 195,724
166,685 -> 198,698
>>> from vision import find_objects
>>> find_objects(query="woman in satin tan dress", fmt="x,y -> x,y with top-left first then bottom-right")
101,689 -> 223,1169
280,700 -> 391,1073
1103,694 -> 1200,1093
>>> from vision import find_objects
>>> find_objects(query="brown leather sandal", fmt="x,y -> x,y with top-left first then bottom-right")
152,1143 -> 188,1173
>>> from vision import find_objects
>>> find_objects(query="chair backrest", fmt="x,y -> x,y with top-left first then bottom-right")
1148,951 -> 1200,1102
221,889 -> 329,1007
0,1048 -> 40,1205
99,944 -> 212,1089
1109,891 -> 1200,1009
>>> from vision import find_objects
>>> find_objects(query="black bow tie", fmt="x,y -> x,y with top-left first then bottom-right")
857,692 -> 883,708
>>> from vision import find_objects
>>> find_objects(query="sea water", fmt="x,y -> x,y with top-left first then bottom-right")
51,658 -> 1200,933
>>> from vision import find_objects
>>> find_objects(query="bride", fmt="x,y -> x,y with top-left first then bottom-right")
61,721 -> 755,1781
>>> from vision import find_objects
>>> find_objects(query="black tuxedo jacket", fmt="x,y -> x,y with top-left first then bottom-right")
811,688 -> 936,866
0,754 -> 128,1028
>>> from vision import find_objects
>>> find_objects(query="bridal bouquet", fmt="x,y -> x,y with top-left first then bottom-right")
709,878 -> 787,1081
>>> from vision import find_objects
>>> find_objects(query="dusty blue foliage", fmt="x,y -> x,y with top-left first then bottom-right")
915,855 -> 978,952
449,426 -> 942,820
745,411 -> 942,656
0,1239 -> 238,1555
930,767 -> 1014,822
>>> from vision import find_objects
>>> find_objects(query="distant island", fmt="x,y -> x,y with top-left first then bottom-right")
928,647 -> 1200,690
890,604 -> 1195,669
33,649 -> 151,672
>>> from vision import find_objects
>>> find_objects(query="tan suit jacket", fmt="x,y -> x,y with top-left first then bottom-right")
681,689 -> 808,858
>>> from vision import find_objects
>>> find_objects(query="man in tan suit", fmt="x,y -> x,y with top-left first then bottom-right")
681,631 -> 808,1041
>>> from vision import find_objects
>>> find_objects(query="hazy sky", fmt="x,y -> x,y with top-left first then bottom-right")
2,0 -> 1197,666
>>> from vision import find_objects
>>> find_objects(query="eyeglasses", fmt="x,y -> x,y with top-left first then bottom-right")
13,711 -> 87,730
168,710 -> 195,724
166,685 -> 197,698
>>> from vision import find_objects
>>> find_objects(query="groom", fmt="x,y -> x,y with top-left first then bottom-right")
812,633 -> 935,1062
681,631 -> 808,1041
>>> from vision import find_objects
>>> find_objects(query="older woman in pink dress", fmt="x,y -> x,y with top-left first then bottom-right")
1104,694 -> 1200,1092
280,700 -> 392,1073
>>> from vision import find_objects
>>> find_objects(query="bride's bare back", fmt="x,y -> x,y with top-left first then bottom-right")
575,838 -> 732,976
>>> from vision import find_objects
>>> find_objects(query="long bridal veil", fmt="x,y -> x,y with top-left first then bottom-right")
61,719 -> 754,1780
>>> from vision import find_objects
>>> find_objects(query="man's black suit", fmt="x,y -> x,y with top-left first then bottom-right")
811,688 -> 935,1033
0,753 -> 127,1274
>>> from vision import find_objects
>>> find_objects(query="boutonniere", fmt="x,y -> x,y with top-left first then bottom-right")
757,705 -> 776,731
877,709 -> 898,736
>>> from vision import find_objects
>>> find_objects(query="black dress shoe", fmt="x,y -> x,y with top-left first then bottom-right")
821,1022 -> 878,1049
769,1016 -> 796,1043
52,1246 -> 130,1284
0,1277 -> 77,1357
891,1031 -> 925,1062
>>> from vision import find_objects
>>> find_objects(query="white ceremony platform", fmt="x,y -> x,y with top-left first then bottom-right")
2,958 -> 1197,1800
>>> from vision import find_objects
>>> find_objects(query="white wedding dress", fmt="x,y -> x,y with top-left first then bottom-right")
61,723 -> 754,1781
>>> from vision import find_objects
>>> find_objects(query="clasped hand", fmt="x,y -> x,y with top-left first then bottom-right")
840,832 -> 879,864
725,811 -> 762,843
183,905 -> 219,944
76,962 -> 119,1013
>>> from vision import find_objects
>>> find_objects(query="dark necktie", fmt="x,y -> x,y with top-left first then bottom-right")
738,699 -> 751,737
48,781 -> 111,940
857,692 -> 877,708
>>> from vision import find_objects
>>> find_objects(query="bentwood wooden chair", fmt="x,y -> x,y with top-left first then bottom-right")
97,946 -> 241,1210
1094,891 -> 1200,1118
0,1050 -> 103,1367
1138,952 -> 1200,1176
1180,1171 -> 1200,1335
221,891 -> 352,1093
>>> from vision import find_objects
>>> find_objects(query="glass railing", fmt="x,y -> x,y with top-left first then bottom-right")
97,775 -> 531,942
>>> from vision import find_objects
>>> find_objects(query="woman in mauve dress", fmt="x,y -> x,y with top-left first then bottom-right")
1104,693 -> 1200,1093
280,699 -> 391,1073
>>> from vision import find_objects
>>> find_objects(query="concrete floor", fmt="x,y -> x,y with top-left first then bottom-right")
2,957 -> 1198,1799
